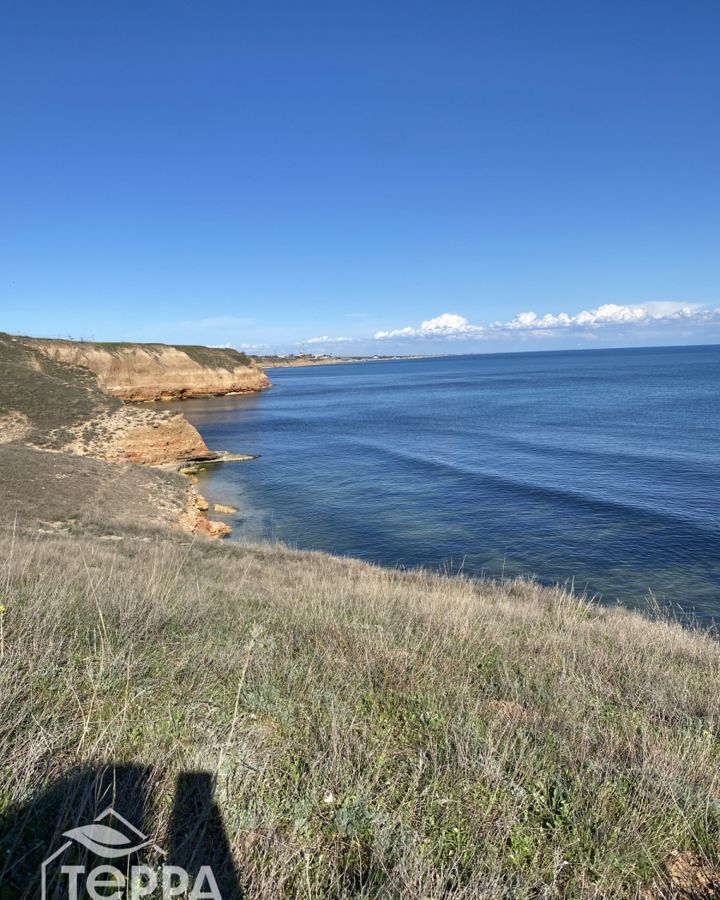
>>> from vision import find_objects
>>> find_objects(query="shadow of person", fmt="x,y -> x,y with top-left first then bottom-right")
167,771 -> 243,899
0,763 -> 243,899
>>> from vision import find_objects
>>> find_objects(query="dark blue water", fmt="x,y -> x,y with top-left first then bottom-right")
177,346 -> 720,620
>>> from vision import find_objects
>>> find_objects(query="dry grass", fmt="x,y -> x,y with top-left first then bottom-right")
0,333 -> 119,449
0,526 -> 719,898
0,444 -> 188,536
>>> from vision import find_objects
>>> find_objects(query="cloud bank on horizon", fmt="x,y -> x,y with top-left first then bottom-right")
302,301 -> 720,351
374,303 -> 718,341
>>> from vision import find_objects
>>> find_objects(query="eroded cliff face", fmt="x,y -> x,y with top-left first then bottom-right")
66,405 -> 215,466
24,339 -> 270,401
0,332 -> 232,538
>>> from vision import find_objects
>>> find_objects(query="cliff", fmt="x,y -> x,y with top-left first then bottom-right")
0,332 -> 228,537
0,333 -> 213,464
24,338 -> 270,401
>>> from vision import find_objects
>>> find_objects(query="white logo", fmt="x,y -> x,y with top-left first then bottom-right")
41,806 -> 221,899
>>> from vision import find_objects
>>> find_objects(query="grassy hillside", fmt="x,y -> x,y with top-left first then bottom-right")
0,444 -> 188,536
1,526 -> 719,898
1,331 -> 719,897
0,332 -> 119,449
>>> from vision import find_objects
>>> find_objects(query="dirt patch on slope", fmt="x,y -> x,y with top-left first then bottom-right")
0,442 -> 190,535
0,412 -> 31,443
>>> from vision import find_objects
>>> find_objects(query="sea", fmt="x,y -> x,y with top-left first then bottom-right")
176,345 -> 720,621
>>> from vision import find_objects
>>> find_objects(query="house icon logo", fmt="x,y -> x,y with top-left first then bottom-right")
40,806 -> 221,899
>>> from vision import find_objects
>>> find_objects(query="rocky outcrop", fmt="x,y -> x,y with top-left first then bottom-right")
115,416 -> 210,466
64,405 -> 214,466
24,339 -> 270,401
179,486 -> 232,538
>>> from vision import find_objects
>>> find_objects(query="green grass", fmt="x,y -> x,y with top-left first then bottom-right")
1,527 -> 718,897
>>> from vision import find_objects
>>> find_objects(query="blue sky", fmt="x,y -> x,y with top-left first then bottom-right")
2,1 -> 719,354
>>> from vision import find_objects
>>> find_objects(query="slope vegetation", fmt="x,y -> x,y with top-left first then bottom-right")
0,333 -> 718,898
0,529 -> 718,898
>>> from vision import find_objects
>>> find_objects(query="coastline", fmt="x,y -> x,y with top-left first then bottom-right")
257,354 -> 430,368
3,334 -> 720,896
0,332 -> 266,541
181,346 -> 720,620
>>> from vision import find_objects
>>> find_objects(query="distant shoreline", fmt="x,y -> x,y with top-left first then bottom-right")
255,354 -> 430,368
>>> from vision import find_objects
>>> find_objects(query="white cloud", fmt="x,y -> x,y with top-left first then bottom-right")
305,335 -> 354,344
375,313 -> 485,340
505,304 -> 650,330
375,303 -> 718,341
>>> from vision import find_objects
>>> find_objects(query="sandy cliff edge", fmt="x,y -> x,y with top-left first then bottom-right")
2,333 -> 251,538
24,338 -> 270,401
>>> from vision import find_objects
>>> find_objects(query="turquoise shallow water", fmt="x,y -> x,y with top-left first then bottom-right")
176,345 -> 720,621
